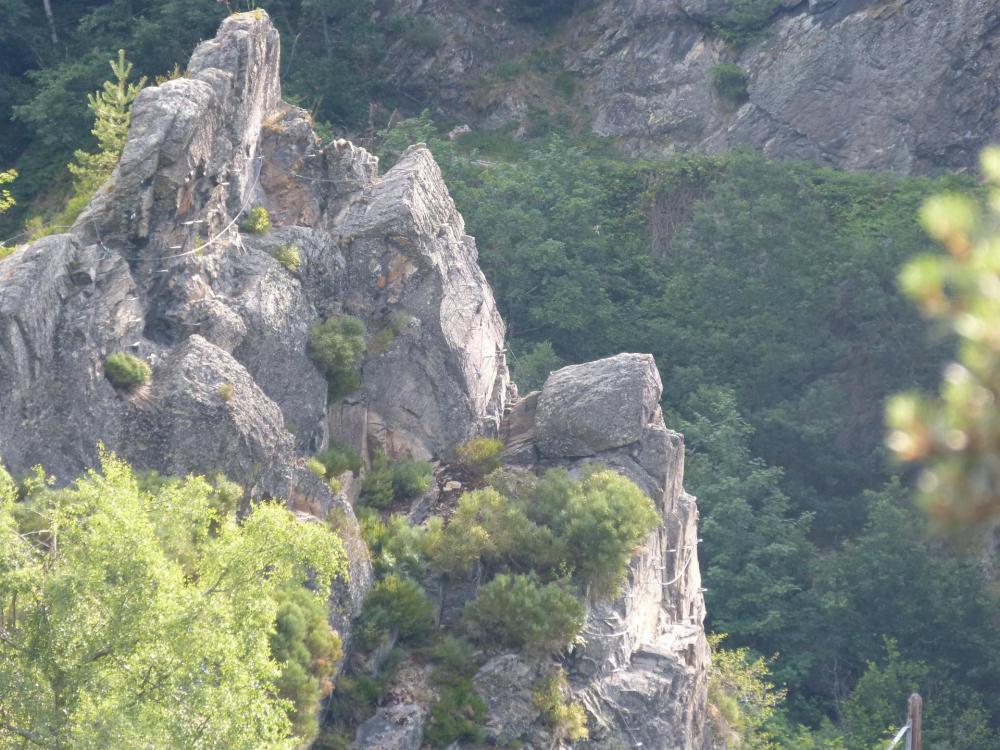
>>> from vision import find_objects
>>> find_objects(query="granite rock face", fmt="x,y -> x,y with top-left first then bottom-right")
377,0 -> 1000,174
501,354 -> 710,750
0,11 -> 509,647
473,654 -> 544,745
0,11 -> 710,749
355,704 -> 426,750
535,353 -> 663,458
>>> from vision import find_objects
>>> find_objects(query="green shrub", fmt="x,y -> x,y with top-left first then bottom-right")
423,682 -> 487,748
315,442 -> 363,477
103,352 -> 151,389
272,243 -> 300,271
270,584 -> 343,744
392,459 -> 434,500
218,382 -> 235,402
355,574 -> 436,651
360,449 -> 394,508
241,206 -> 271,234
430,636 -> 480,686
307,315 -> 366,400
371,514 -> 429,580
426,487 -> 560,578
701,0 -> 784,44
453,436 -> 504,478
528,468 -> 659,596
464,573 -> 584,653
533,668 -> 589,742
306,457 -> 327,478
709,63 -> 749,102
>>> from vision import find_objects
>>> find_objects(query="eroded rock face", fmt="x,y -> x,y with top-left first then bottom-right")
376,0 -> 1000,173
0,11 -> 507,648
473,654 -> 544,745
355,704 -> 426,750
0,11 -> 709,749
501,354 -> 709,750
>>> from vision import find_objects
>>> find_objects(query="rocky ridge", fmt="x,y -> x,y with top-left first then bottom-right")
0,12 -> 707,749
380,0 -> 1000,174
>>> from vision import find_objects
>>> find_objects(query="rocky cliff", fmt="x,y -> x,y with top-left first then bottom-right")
0,12 -> 707,749
380,0 -> 1000,174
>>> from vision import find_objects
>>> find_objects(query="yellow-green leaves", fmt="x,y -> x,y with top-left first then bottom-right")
0,451 -> 347,749
0,168 -> 15,215
888,146 -> 1000,529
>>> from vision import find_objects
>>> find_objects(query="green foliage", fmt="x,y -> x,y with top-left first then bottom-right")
452,436 -> 504,478
365,512 -> 429,580
887,147 -> 1000,528
218,381 -> 235,402
701,0 -> 785,44
314,441 -> 363,477
811,481 -> 1000,731
510,339 -> 562,392
533,668 -> 589,742
0,168 -> 16,260
672,386 -> 815,687
708,634 -> 784,750
361,454 -> 432,506
423,682 -> 487,747
103,351 -> 152,388
58,50 -> 146,228
307,314 -> 366,401
710,63 -> 749,101
392,458 -> 434,500
528,468 -> 660,596
360,449 -> 394,508
425,486 -> 556,577
425,469 -> 658,597
463,573 -> 584,653
429,636 -> 480,685
273,243 -> 301,270
0,168 -> 15,214
271,584 -> 344,744
242,205 -> 272,234
307,456 -> 327,477
355,574 -> 436,651
0,450 -> 347,748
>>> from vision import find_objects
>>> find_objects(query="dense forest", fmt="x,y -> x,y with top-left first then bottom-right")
1,1 -> 999,749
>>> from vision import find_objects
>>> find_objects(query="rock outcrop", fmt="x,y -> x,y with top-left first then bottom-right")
0,11 -> 509,645
503,354 -> 709,750
378,0 -> 1000,174
0,11 -> 709,749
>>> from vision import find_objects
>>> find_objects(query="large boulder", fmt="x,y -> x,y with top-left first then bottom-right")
534,353 -> 663,458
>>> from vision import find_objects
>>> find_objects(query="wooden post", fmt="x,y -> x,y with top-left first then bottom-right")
908,694 -> 922,750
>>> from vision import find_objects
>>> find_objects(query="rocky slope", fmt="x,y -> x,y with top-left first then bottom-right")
380,0 -> 1000,173
0,11 -> 707,749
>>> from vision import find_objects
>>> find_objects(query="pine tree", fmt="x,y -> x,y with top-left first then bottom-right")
67,50 -> 146,202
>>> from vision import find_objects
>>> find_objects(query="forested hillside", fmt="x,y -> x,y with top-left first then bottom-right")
1,2 -> 999,749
